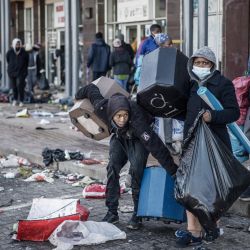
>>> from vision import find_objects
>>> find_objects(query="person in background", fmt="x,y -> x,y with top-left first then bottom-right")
75,83 -> 178,230
6,38 -> 29,107
26,43 -> 41,95
154,33 -> 173,48
175,46 -> 240,248
110,38 -> 132,91
117,33 -> 134,62
134,33 -> 172,86
87,32 -> 111,81
139,24 -> 162,56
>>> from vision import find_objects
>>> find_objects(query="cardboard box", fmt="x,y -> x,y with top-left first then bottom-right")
69,77 -> 129,141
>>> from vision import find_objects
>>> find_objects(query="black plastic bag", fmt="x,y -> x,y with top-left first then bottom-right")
38,72 -> 50,90
175,111 -> 250,233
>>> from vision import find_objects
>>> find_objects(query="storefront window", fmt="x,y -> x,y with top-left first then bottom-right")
107,0 -> 117,22
24,8 -> 32,45
155,0 -> 166,18
47,4 -> 54,28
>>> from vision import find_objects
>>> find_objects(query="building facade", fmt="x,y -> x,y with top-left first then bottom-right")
0,0 -> 250,94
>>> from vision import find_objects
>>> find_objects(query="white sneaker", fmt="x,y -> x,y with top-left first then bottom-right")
12,100 -> 17,106
19,102 -> 24,107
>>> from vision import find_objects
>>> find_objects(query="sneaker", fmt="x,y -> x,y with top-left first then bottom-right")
126,214 -> 142,230
239,186 -> 250,201
12,100 -> 17,106
19,102 -> 24,107
175,230 -> 202,248
203,228 -> 219,243
102,211 -> 119,224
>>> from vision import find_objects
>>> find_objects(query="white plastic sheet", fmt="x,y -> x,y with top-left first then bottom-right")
49,220 -> 126,250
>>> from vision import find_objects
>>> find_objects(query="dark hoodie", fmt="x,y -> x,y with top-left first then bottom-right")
87,38 -> 111,72
6,38 -> 29,78
75,83 -> 177,175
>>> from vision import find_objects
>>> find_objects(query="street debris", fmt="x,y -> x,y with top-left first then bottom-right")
42,148 -> 85,166
35,126 -> 59,130
38,118 -> 50,125
24,172 -> 54,183
49,220 -> 126,249
0,155 -> 30,168
13,198 -> 89,241
15,109 -> 30,118
82,184 -> 106,199
29,110 -> 54,118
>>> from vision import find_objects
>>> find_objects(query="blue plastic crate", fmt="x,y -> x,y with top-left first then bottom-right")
137,166 -> 186,223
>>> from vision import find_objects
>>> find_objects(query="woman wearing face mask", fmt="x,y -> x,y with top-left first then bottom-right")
175,46 -> 240,247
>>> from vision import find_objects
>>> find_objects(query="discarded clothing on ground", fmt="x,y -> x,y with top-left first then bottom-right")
42,148 -> 85,166
175,112 -> 250,233
13,198 -> 89,241
49,220 -> 126,249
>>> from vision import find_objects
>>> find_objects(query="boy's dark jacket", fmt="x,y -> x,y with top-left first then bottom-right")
75,83 -> 177,175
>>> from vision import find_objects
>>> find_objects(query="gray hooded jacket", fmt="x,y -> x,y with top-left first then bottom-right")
187,46 -> 217,85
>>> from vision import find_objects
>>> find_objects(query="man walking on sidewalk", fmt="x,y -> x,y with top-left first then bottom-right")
6,38 -> 29,107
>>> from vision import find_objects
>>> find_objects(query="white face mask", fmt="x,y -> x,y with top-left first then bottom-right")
192,66 -> 211,80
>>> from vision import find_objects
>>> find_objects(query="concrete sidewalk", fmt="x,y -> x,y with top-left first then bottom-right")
0,103 -> 110,180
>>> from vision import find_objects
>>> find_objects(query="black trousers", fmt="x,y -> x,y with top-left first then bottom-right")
106,135 -> 149,215
93,71 -> 107,81
10,76 -> 26,102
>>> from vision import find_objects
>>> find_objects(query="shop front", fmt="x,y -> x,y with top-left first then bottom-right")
105,0 -> 168,53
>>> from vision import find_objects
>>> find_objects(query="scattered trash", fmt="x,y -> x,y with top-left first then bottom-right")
29,110 -> 54,118
0,154 -> 19,168
82,183 -> 124,198
4,172 -> 18,179
82,184 -> 106,199
0,155 -> 30,168
0,187 -> 4,192
13,198 -> 89,241
24,173 -> 54,183
49,220 -> 126,249
119,205 -> 134,213
54,111 -> 69,117
71,176 -> 101,187
18,157 -> 30,166
42,148 -> 85,166
16,109 -> 30,118
35,127 -> 59,130
38,119 -> 50,125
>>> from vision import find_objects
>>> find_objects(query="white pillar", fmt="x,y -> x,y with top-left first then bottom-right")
198,0 -> 208,48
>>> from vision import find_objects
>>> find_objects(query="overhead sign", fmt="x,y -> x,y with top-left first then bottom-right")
117,0 -> 149,22
54,2 -> 65,28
